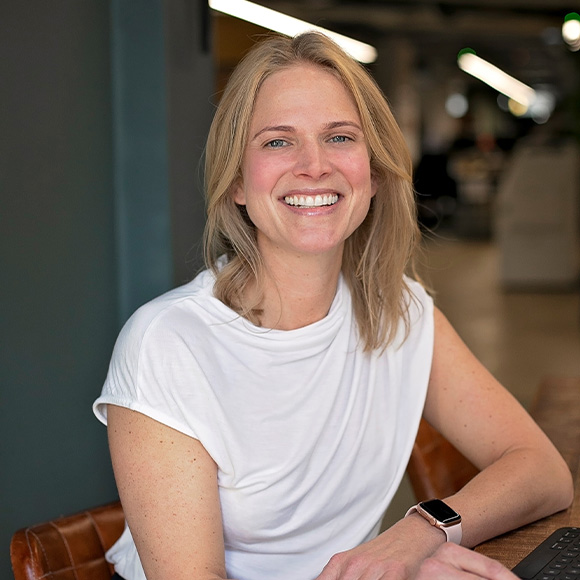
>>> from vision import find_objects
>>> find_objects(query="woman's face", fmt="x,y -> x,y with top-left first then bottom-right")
233,63 -> 377,263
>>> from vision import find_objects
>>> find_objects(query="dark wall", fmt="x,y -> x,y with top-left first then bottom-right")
0,1 -> 213,578
0,3 -> 118,577
164,0 -> 215,285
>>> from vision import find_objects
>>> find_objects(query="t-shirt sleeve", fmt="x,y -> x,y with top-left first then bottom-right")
92,302 -> 214,443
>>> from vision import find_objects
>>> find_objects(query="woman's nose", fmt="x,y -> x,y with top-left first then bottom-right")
293,141 -> 332,179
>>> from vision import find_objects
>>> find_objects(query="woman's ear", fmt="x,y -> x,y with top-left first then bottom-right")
232,178 -> 246,205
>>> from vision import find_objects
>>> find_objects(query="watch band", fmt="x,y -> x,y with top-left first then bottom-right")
405,500 -> 463,544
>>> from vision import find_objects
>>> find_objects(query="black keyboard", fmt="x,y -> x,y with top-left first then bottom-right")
512,527 -> 580,579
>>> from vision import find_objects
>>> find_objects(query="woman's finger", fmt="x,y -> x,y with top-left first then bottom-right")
416,544 -> 519,580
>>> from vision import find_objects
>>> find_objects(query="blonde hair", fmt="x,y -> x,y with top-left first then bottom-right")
204,32 -> 421,351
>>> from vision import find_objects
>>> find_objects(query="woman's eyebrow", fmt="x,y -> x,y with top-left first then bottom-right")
252,125 -> 295,140
324,120 -> 363,131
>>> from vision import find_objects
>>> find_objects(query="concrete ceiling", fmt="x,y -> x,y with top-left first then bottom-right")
252,1 -> 579,95
254,0 -> 573,39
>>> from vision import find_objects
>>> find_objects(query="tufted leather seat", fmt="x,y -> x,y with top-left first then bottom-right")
10,501 -> 125,580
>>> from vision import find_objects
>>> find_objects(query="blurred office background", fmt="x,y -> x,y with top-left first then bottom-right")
2,1 -> 579,577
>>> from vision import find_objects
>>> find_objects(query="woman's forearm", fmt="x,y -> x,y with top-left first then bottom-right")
443,444 -> 573,548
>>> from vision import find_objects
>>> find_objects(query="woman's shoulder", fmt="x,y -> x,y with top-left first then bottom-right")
118,269 -> 217,346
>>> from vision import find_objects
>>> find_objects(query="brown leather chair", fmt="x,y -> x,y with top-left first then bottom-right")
10,501 -> 125,580
407,417 -> 479,501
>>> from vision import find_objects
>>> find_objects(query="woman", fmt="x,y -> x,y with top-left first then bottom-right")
94,32 -> 573,580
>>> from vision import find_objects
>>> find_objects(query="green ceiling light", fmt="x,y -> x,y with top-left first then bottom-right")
563,12 -> 580,51
457,47 -> 476,59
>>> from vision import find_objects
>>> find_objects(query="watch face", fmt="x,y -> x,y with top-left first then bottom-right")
419,499 -> 461,525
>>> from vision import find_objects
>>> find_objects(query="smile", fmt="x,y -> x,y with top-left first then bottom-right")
283,194 -> 339,208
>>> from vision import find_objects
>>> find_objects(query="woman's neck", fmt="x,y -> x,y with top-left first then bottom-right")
250,248 -> 343,330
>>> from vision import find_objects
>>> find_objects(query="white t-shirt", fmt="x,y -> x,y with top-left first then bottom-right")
93,269 -> 434,580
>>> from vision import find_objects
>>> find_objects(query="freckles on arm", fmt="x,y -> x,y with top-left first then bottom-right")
107,405 -> 228,580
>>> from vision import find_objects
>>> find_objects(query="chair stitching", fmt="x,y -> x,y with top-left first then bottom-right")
33,558 -> 110,580
87,510 -> 108,557
51,521 -> 80,580
25,529 -> 54,580
27,525 -> 108,580
21,510 -> 117,580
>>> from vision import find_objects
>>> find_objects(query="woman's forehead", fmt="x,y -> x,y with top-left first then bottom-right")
250,64 -> 360,125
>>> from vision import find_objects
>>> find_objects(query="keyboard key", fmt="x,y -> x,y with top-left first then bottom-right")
513,528 -> 580,579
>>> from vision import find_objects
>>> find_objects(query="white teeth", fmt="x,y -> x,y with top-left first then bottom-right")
284,194 -> 339,207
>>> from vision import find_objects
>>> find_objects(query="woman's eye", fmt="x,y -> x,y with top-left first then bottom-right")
265,139 -> 287,149
329,135 -> 350,143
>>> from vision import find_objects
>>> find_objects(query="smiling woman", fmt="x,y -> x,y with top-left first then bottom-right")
205,32 -> 416,344
93,31 -> 573,580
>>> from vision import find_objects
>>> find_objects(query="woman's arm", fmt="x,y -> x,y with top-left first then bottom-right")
423,307 -> 573,547
315,306 -> 573,580
107,405 -> 229,580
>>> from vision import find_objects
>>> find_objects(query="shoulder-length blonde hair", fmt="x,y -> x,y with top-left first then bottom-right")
204,31 -> 421,351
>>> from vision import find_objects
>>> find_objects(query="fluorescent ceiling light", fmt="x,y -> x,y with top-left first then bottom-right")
458,50 -> 536,108
208,0 -> 377,63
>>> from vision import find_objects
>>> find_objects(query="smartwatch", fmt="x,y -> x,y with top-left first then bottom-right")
405,499 -> 462,544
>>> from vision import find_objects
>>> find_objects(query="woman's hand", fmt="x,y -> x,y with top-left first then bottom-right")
315,531 -> 517,580
314,514 -> 446,580
415,543 -> 519,579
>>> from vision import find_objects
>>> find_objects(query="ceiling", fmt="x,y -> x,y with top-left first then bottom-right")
251,0 -> 579,96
